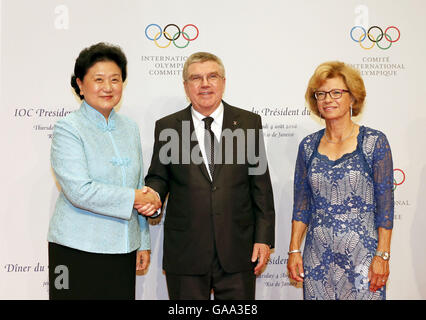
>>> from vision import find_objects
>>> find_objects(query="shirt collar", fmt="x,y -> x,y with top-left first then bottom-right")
191,102 -> 224,127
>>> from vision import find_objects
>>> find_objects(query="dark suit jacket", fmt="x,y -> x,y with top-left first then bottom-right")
145,101 -> 275,275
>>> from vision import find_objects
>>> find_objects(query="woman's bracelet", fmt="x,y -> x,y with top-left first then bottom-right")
288,249 -> 302,255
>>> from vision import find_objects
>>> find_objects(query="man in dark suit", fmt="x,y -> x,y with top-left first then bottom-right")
140,52 -> 275,299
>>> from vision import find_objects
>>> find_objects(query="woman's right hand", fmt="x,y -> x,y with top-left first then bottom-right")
287,252 -> 304,282
134,187 -> 162,216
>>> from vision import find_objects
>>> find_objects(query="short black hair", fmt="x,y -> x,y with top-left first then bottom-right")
71,42 -> 127,99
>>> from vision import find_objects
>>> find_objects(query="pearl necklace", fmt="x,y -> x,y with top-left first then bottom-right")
324,123 -> 355,144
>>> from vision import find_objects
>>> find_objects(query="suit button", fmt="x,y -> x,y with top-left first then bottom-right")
212,186 -> 217,191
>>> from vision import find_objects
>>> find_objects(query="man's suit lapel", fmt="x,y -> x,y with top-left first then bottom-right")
212,102 -> 241,181
177,105 -> 211,183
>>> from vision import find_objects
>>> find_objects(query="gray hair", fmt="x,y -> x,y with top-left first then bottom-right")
183,52 -> 225,81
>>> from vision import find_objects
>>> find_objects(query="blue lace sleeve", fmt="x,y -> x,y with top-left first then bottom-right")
372,133 -> 394,229
292,141 -> 312,225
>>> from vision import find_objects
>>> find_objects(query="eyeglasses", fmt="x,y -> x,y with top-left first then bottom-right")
314,89 -> 350,101
186,72 -> 223,85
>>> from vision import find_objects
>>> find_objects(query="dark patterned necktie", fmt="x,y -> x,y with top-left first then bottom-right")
202,116 -> 217,179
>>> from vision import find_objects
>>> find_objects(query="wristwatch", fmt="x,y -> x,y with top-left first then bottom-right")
375,251 -> 390,261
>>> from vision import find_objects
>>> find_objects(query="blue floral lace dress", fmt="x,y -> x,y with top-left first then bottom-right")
292,126 -> 394,300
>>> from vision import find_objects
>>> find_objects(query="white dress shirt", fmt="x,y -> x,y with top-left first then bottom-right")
191,103 -> 224,180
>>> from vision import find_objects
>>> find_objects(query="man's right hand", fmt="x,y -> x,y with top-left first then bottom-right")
134,186 -> 162,216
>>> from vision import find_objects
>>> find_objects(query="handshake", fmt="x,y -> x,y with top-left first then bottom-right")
134,186 -> 162,217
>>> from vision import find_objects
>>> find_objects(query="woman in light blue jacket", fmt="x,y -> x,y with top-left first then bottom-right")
48,42 -> 161,299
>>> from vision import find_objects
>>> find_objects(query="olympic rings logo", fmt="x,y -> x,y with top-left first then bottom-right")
145,24 -> 199,49
393,168 -> 406,191
350,26 -> 400,50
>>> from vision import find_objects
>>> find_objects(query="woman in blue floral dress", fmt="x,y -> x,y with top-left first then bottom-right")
287,61 -> 394,300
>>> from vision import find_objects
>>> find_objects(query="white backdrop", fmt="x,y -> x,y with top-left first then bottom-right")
1,0 -> 425,300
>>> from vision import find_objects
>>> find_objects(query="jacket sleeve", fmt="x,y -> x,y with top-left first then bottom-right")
144,119 -> 170,202
135,125 -> 151,250
50,119 -> 135,220
249,115 -> 276,248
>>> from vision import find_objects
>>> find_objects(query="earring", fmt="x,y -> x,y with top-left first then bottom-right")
350,103 -> 353,118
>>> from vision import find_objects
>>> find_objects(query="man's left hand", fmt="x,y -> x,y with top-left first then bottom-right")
251,243 -> 270,276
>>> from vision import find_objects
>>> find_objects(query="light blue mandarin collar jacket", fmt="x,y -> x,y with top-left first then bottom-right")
48,101 -> 150,254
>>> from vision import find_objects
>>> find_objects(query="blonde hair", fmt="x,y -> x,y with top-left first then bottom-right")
183,52 -> 225,81
305,61 -> 366,117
